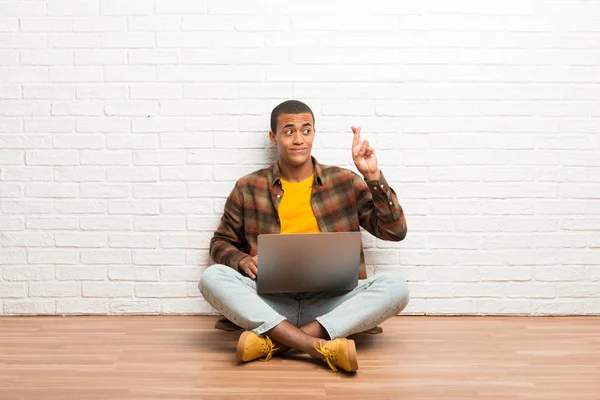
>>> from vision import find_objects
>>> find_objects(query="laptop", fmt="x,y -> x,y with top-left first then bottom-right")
256,232 -> 361,294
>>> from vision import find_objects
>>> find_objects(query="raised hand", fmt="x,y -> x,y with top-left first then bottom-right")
351,126 -> 380,181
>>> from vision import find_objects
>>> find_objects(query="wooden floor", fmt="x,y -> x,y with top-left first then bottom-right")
0,316 -> 599,400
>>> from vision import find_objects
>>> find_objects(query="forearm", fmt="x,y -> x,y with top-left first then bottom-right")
209,238 -> 249,271
359,171 -> 407,241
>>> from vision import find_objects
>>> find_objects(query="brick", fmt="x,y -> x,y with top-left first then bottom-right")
507,283 -> 556,299
28,249 -> 78,265
109,233 -> 158,248
80,150 -> 131,165
132,118 -> 185,132
557,283 -> 600,298
106,167 -> 158,182
108,200 -> 159,215
56,266 -> 107,281
80,183 -> 130,198
29,282 -> 80,297
160,266 -> 202,282
0,50 -> 17,65
478,299 -> 531,315
2,266 -> 53,281
130,85 -> 182,100
133,150 -> 185,165
0,101 -> 50,116
0,150 -> 23,164
0,216 -> 24,231
100,0 -> 153,15
20,50 -> 72,65
105,66 -> 156,82
1,135 -> 52,149
49,67 -> 103,82
128,49 -> 180,64
55,232 -> 107,248
108,266 -> 159,281
54,199 -> 106,214
160,199 -> 213,214
0,282 -> 26,298
0,183 -> 21,197
135,283 -> 186,298
20,17 -> 71,32
26,217 -> 78,230
107,134 -> 157,150
56,299 -> 108,315
109,299 -> 160,314
105,101 -> 157,116
133,183 -> 186,198
162,298 -> 213,314
1,167 -> 52,183
3,232 -> 53,247
187,183 -> 234,198
47,0 -> 99,17
2,199 -> 53,214
54,166 -> 105,182
427,267 -> 480,282
4,299 -> 55,315
101,33 -> 154,48
160,134 -> 213,149
532,300 -> 585,315
81,250 -> 130,265
82,282 -> 133,297
80,216 -> 132,231
128,17 -> 181,32
160,233 -> 212,249
76,85 -> 128,100
25,183 -> 78,198
26,150 -> 78,166
73,17 -> 126,32
132,250 -> 186,266
76,117 -> 129,133
74,50 -> 126,65
23,85 -> 75,100
156,0 -> 206,14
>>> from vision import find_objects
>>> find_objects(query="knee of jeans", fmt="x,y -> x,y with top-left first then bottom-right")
381,273 -> 410,312
199,264 -> 230,296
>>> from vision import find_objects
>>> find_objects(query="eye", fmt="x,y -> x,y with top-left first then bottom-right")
303,129 -> 311,134
284,130 -> 292,135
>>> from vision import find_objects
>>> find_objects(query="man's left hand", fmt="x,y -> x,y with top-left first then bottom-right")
351,126 -> 380,181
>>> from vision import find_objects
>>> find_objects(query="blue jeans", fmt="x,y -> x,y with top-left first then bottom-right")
199,264 -> 410,339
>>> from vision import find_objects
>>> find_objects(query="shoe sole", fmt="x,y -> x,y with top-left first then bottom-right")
236,331 -> 252,362
347,339 -> 359,372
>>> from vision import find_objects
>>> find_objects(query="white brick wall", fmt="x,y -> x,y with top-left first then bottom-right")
1,0 -> 599,316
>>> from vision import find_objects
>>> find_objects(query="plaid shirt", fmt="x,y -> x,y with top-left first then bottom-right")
210,157 -> 407,279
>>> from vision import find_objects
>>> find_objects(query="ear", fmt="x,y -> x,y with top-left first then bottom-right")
269,131 -> 277,146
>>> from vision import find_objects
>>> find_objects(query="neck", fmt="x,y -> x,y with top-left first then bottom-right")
278,157 -> 314,183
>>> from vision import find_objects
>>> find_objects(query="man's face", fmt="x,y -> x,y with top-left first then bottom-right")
269,112 -> 315,168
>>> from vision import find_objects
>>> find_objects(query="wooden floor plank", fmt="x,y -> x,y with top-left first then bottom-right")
0,316 -> 599,400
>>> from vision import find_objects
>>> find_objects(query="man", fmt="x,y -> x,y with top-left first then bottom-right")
200,100 -> 408,373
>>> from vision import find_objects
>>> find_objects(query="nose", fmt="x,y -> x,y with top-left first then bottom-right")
292,132 -> 304,144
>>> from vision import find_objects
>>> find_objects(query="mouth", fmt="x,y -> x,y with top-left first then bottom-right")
290,148 -> 306,154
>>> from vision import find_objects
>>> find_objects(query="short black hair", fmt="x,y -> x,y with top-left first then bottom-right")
270,100 -> 315,133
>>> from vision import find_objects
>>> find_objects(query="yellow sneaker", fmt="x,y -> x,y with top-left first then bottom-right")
236,331 -> 279,362
314,338 -> 359,372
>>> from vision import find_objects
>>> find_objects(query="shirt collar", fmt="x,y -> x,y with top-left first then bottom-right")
270,156 -> 324,187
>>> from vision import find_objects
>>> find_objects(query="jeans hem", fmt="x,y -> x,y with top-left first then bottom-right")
251,315 -> 287,336
316,316 -> 339,340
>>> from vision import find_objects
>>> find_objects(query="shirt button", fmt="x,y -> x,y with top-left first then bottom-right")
276,195 -> 281,198
389,201 -> 393,206
373,186 -> 378,190
381,185 -> 385,189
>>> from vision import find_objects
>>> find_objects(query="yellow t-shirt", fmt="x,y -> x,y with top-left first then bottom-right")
279,174 -> 320,234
